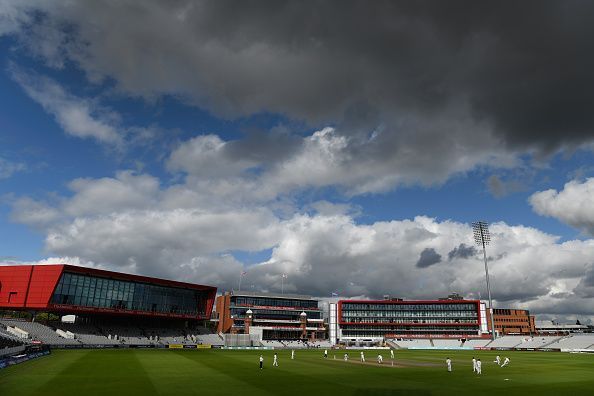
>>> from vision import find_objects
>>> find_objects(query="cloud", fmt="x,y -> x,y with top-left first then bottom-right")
4,1 -> 594,323
10,196 -> 62,228
529,178 -> 594,235
167,134 -> 258,178
447,243 -> 478,260
3,1 -> 593,191
10,67 -> 124,146
12,167 -> 594,320
0,156 -> 25,179
486,174 -> 527,198
416,247 -> 442,268
573,264 -> 594,298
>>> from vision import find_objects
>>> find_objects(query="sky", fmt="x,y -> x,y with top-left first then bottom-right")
1,1 -> 594,323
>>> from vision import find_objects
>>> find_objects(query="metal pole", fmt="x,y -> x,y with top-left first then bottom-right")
281,276 -> 284,294
479,227 -> 496,341
238,273 -> 242,292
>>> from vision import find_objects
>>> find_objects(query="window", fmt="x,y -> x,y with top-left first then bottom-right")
50,272 -> 208,315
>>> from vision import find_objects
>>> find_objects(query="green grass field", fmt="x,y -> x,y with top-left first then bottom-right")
1,348 -> 593,395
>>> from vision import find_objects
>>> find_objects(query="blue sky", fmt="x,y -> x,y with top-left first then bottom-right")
1,1 -> 594,322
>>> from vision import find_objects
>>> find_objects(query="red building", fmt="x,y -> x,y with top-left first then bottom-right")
0,264 -> 216,320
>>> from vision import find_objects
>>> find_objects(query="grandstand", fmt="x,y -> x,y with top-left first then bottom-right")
215,291 -> 326,342
461,339 -> 491,348
545,334 -> 594,350
0,319 -> 80,346
0,264 -> 219,348
334,298 -> 486,345
513,336 -> 562,349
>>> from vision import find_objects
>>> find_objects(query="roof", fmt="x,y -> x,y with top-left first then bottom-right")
230,290 -> 316,301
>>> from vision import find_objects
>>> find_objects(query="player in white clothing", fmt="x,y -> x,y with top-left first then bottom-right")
476,359 -> 482,374
344,353 -> 349,361
446,357 -> 452,372
324,349 -> 328,358
360,351 -> 365,362
390,349 -> 394,360
494,355 -> 501,365
273,353 -> 279,367
291,350 -> 295,360
501,357 -> 510,367
377,354 -> 383,364
259,355 -> 264,370
472,357 -> 477,373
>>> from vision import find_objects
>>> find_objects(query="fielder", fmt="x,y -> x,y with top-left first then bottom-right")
476,359 -> 482,374
344,353 -> 349,361
501,357 -> 510,367
390,349 -> 394,360
377,354 -> 383,364
360,351 -> 365,362
273,353 -> 279,367
472,357 -> 477,373
494,355 -> 501,365
446,357 -> 452,372
324,349 -> 328,358
291,349 -> 295,360
259,355 -> 264,370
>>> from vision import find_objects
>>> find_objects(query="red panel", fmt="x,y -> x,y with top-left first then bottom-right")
0,265 -> 33,308
0,264 -> 217,320
26,265 -> 64,308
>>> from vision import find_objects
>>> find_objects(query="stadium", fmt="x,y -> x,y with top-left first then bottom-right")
2,2 -> 594,395
2,264 -> 594,395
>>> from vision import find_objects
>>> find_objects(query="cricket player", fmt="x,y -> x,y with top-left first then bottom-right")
259,355 -> 264,370
324,349 -> 328,358
390,349 -> 394,360
494,355 -> 501,365
501,357 -> 510,367
377,354 -> 383,364
344,353 -> 349,361
273,353 -> 279,367
476,359 -> 482,374
446,357 -> 452,372
360,351 -> 365,362
291,349 -> 295,360
472,357 -> 477,373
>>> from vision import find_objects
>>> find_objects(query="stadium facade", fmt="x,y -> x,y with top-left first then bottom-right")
330,297 -> 489,344
489,308 -> 535,335
0,264 -> 217,320
215,291 -> 326,340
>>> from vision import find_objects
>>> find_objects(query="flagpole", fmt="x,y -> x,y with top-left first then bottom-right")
239,272 -> 244,292
281,275 -> 284,294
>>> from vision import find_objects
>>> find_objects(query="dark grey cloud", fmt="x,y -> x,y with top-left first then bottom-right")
447,243 -> 477,261
486,175 -> 528,198
574,265 -> 594,298
416,247 -> 442,268
4,0 -> 594,162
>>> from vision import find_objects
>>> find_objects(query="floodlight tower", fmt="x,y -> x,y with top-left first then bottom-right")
472,221 -> 496,341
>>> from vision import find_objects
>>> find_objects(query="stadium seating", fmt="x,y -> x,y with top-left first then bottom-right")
484,335 -> 525,348
0,319 -> 80,345
391,339 -> 433,348
545,334 -> 594,350
515,336 -> 561,348
196,333 -> 224,346
431,339 -> 463,348
259,340 -> 285,348
57,322 -> 120,345
462,339 -> 491,347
